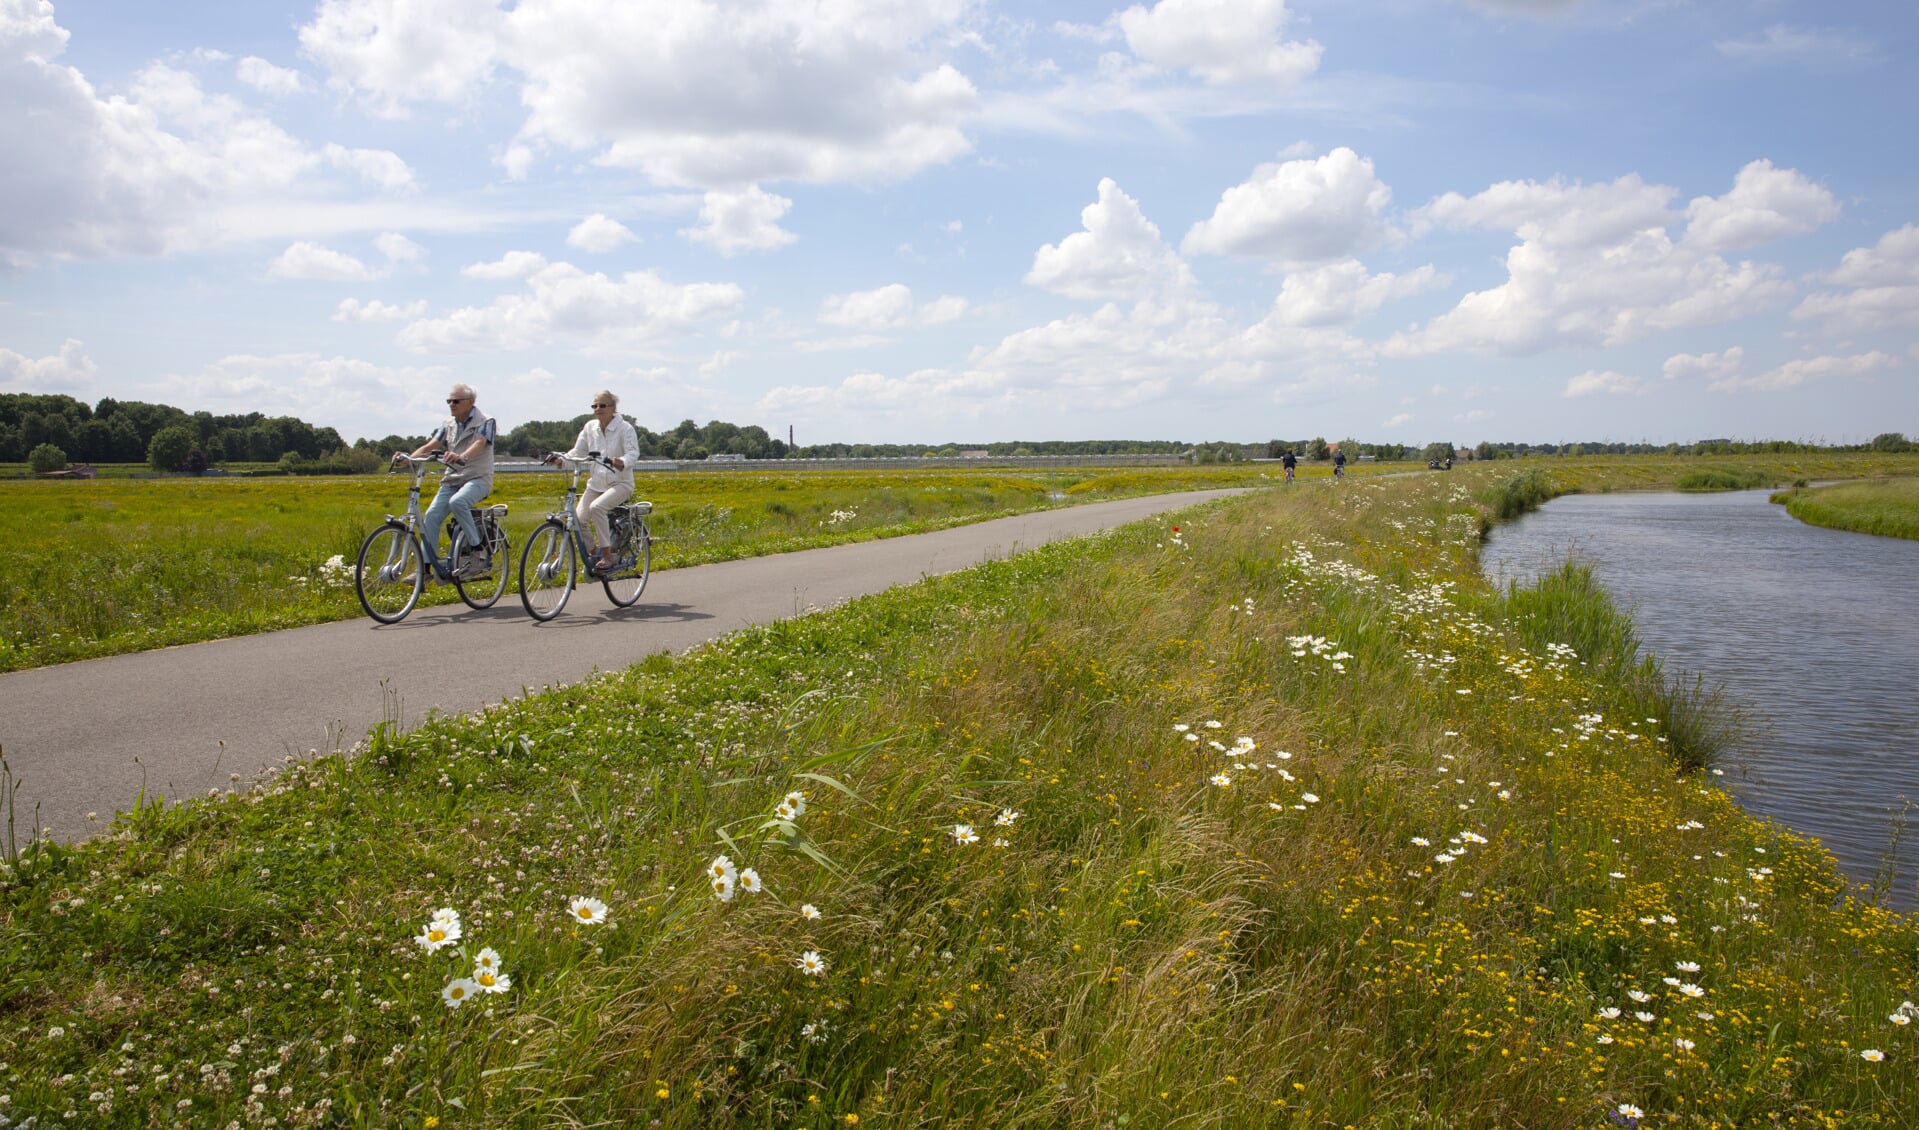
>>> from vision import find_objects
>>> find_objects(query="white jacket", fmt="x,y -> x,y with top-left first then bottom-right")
565,415 -> 641,492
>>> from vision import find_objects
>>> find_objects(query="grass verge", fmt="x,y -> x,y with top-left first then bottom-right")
2,472 -> 1913,1127
0,465 -> 1267,673
1771,477 -> 1919,541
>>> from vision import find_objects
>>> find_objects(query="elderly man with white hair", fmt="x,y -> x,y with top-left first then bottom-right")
397,382 -> 497,581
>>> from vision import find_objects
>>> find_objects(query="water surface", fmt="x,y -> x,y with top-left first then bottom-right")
1481,488 -> 1919,903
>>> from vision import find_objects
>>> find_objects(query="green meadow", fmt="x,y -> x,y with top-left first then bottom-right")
0,464 -> 1279,673
3,461 -> 1917,1127
1771,477 -> 1919,541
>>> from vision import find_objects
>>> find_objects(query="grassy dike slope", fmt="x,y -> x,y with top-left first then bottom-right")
3,471 -> 1915,1128
1771,478 -> 1919,541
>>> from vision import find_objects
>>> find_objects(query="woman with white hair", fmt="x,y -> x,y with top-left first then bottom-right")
545,390 -> 640,575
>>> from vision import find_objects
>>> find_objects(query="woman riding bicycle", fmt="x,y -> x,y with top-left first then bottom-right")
544,390 -> 640,576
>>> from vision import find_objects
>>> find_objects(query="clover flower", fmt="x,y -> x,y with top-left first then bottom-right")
568,896 -> 609,925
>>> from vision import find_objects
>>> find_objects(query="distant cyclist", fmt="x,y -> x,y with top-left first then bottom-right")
545,389 -> 639,577
396,383 -> 496,581
1333,448 -> 1347,480
1281,449 -> 1297,483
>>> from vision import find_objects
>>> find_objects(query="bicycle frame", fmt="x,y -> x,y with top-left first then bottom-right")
378,454 -> 441,574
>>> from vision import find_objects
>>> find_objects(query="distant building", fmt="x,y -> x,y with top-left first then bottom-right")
960,450 -> 990,458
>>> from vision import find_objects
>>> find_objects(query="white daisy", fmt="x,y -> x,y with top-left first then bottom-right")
569,896 -> 609,925
739,868 -> 763,895
953,824 -> 979,845
796,950 -> 829,976
442,978 -> 479,1009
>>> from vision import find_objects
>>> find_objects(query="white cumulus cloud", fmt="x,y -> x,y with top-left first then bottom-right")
1663,347 -> 1745,384
682,186 -> 797,256
1028,178 -> 1193,302
269,241 -> 381,281
1267,260 -> 1444,328
821,284 -> 915,329
1116,0 -> 1322,86
1183,148 -> 1397,264
301,0 -> 977,188
1709,351 -> 1897,392
397,260 -> 743,353
461,250 -> 548,279
1792,225 -> 1919,333
0,338 -> 96,392
1389,166 -> 1795,357
567,213 -> 636,253
1563,370 -> 1646,398
235,56 -> 307,95
1683,159 -> 1838,252
375,231 -> 425,262
334,297 -> 428,322
323,143 -> 418,192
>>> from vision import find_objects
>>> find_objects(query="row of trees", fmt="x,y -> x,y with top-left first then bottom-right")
494,416 -> 788,461
1,393 -> 347,471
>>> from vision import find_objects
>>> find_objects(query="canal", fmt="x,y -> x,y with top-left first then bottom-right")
1481,487 -> 1919,906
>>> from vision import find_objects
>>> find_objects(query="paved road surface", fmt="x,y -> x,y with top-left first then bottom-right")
1,489 -> 1246,843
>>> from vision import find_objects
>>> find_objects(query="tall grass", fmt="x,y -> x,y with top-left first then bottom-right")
1674,467 -> 1773,492
2,473 -> 1912,1127
1772,477 -> 1919,541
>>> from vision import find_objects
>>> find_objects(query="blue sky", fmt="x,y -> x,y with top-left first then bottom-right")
2,0 -> 1914,446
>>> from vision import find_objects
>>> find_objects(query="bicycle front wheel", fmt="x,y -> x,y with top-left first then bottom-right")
356,522 -> 424,624
519,520 -> 575,621
453,530 -> 510,611
602,520 -> 651,607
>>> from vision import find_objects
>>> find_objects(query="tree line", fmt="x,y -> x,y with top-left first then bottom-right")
1,393 -> 349,473
8,391 -> 1911,475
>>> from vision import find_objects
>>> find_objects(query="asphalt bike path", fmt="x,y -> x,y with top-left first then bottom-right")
1,489 -> 1246,844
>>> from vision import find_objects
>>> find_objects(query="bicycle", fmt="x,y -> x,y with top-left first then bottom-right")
354,454 -> 512,624
518,451 -> 653,621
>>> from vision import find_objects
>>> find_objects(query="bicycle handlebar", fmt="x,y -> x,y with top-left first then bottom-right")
539,449 -> 618,469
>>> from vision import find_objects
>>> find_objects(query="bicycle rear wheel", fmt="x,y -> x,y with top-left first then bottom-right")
452,527 -> 510,610
519,519 -> 575,621
355,522 -> 424,623
602,519 -> 651,607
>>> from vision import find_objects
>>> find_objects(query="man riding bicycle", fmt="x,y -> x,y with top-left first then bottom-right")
397,383 -> 496,581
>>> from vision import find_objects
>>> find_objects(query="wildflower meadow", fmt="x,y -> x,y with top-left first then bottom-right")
3,466 -> 1917,1127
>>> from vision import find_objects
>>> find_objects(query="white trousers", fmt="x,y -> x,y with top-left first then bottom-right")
576,483 -> 634,552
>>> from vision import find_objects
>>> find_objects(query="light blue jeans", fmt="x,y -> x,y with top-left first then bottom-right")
423,480 -> 490,568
